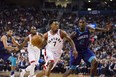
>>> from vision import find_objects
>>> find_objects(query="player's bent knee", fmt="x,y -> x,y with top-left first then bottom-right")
68,69 -> 73,74
91,59 -> 98,67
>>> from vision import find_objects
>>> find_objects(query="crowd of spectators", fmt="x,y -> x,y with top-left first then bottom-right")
0,2 -> 116,77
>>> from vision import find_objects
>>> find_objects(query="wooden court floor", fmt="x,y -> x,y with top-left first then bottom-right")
0,71 -> 91,77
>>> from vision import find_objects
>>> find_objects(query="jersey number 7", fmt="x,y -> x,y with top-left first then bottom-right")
53,41 -> 56,46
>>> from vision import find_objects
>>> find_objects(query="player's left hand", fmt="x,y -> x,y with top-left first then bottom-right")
73,50 -> 78,59
106,22 -> 112,31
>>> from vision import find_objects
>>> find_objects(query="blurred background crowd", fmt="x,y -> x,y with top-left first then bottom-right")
0,0 -> 116,77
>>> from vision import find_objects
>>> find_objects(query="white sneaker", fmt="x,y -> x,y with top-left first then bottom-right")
28,75 -> 36,77
33,75 -> 36,77
10,74 -> 14,77
20,69 -> 26,77
28,75 -> 32,77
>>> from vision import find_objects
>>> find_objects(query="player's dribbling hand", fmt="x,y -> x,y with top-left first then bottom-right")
14,47 -> 19,52
73,50 -> 78,59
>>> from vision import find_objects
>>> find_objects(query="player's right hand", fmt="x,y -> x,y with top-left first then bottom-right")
73,49 -> 78,59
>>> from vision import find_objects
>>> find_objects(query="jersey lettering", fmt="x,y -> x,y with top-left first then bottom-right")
77,35 -> 88,40
72,28 -> 90,50
45,29 -> 63,52
48,37 -> 61,44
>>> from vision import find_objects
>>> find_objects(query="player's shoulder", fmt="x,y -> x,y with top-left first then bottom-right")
44,32 -> 48,36
45,30 -> 51,35
43,32 -> 48,40
28,34 -> 31,37
59,29 -> 68,39
60,29 -> 66,34
1,34 -> 7,39
85,26 -> 90,30
85,26 -> 90,33
0,34 -> 8,42
75,28 -> 79,31
59,29 -> 67,37
38,33 -> 43,37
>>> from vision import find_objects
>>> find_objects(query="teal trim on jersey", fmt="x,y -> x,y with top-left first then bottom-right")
70,65 -> 77,70
88,56 -> 96,63
8,56 -> 17,66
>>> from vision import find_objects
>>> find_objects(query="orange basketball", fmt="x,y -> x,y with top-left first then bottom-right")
31,35 -> 43,48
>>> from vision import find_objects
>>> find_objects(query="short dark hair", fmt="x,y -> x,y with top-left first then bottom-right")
49,19 -> 58,25
31,26 -> 36,29
5,27 -> 12,32
79,17 -> 86,22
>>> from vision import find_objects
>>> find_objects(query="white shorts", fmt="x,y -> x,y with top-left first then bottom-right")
28,47 -> 40,65
42,49 -> 63,70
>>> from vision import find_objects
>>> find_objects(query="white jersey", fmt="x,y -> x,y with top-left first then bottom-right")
45,29 -> 63,53
27,32 -> 40,64
27,32 -> 39,51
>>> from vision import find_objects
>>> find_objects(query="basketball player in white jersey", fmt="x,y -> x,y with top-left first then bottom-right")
34,20 -> 78,77
17,26 -> 42,77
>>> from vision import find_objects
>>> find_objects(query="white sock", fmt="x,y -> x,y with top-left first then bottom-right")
28,75 -> 35,77
32,75 -> 36,77
10,74 -> 14,77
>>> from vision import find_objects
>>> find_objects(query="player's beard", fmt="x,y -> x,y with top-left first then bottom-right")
53,30 -> 58,33
31,32 -> 36,35
80,25 -> 86,32
7,34 -> 12,37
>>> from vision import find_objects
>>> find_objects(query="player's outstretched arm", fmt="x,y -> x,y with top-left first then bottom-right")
60,30 -> 78,58
37,33 -> 47,49
11,36 -> 20,47
18,37 -> 29,50
1,35 -> 17,51
95,27 -> 108,32
87,24 -> 111,32
40,33 -> 48,48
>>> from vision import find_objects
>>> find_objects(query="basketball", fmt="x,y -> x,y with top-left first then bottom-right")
31,35 -> 43,48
